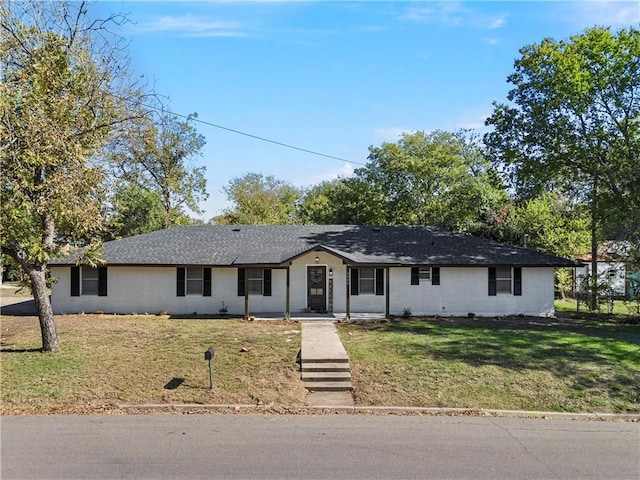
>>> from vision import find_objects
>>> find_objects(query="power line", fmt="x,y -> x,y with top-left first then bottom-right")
141,102 -> 368,167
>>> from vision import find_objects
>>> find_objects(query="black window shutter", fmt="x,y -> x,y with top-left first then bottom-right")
203,267 -> 212,297
350,269 -> 359,296
513,267 -> 522,296
263,269 -> 272,296
411,267 -> 419,286
488,267 -> 497,296
177,267 -> 186,297
98,266 -> 108,297
432,267 -> 440,286
375,268 -> 384,295
237,268 -> 245,296
71,266 -> 80,296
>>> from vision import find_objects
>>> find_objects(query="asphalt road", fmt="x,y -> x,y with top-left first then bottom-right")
2,414 -> 638,480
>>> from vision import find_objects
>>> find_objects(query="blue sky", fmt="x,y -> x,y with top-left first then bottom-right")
93,1 -> 639,221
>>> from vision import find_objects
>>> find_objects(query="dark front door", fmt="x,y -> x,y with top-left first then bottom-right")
307,266 -> 326,312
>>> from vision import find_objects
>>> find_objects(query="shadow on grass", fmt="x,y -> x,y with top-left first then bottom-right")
344,317 -> 640,407
164,377 -> 185,390
0,347 -> 43,353
373,317 -> 640,368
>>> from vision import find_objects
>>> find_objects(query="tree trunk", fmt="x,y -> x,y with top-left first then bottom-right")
29,266 -> 59,352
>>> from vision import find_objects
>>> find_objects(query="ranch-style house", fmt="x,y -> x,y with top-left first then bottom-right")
49,225 -> 578,318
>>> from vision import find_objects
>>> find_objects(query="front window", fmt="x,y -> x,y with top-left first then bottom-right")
359,267 -> 375,295
247,268 -> 263,295
82,267 -> 99,295
186,267 -> 203,295
419,267 -> 431,281
496,266 -> 512,294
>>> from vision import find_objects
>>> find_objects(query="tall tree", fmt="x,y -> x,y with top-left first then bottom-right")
213,173 -> 302,225
485,26 -> 640,307
0,0 -> 144,351
354,130 -> 508,229
110,110 -> 208,228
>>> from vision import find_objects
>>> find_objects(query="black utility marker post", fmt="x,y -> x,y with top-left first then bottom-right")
204,347 -> 215,389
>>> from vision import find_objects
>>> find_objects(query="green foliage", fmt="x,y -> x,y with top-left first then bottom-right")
486,27 -> 639,205
359,130 -> 508,229
510,193 -> 590,258
109,111 -> 208,228
0,0 -> 146,350
105,183 -> 166,239
300,177 -> 386,225
214,173 -> 302,225
302,130 -> 508,229
485,26 -> 640,307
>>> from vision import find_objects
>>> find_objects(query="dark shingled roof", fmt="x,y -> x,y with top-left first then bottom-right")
49,225 -> 579,267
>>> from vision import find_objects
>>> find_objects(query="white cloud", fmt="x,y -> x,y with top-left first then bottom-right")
400,2 -> 508,30
574,1 -> 640,26
455,111 -> 491,131
296,162 -> 355,186
134,15 -> 247,37
489,14 -> 507,29
400,2 -> 464,25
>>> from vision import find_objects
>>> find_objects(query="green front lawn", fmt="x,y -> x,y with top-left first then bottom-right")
555,298 -> 639,318
2,313 -> 639,415
338,317 -> 640,413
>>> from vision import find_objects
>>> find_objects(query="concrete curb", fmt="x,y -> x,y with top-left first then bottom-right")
116,403 -> 640,421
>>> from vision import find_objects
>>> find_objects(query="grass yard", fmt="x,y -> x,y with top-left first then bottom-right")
1,314 -> 305,414
555,298 -> 640,318
2,312 -> 639,415
338,317 -> 640,413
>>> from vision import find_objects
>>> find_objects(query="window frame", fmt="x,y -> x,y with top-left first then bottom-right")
351,267 -> 384,296
176,267 -> 211,297
496,266 -> 512,294
237,268 -> 272,297
488,267 -> 522,296
186,266 -> 203,296
82,266 -> 99,296
71,266 -> 107,296
411,266 -> 440,286
359,267 -> 376,295
247,267 -> 264,296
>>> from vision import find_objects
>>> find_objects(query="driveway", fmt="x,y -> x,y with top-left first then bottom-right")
0,285 -> 37,316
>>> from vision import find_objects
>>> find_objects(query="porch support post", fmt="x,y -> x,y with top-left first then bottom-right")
286,266 -> 290,316
385,267 -> 390,318
346,265 -> 351,320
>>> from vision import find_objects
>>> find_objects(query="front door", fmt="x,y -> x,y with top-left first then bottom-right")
307,266 -> 326,312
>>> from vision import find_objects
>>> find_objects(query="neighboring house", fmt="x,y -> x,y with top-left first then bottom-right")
575,242 -> 631,297
48,225 -> 578,318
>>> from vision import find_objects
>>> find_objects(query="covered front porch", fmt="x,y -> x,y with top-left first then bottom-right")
249,312 -> 387,322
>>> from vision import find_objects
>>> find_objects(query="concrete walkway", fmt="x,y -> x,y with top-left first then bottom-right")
300,322 -> 355,406
300,322 -> 349,363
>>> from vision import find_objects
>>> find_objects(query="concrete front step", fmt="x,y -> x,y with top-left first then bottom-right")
300,321 -> 353,392
301,362 -> 350,372
303,381 -> 353,392
301,371 -> 352,382
300,357 -> 349,365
